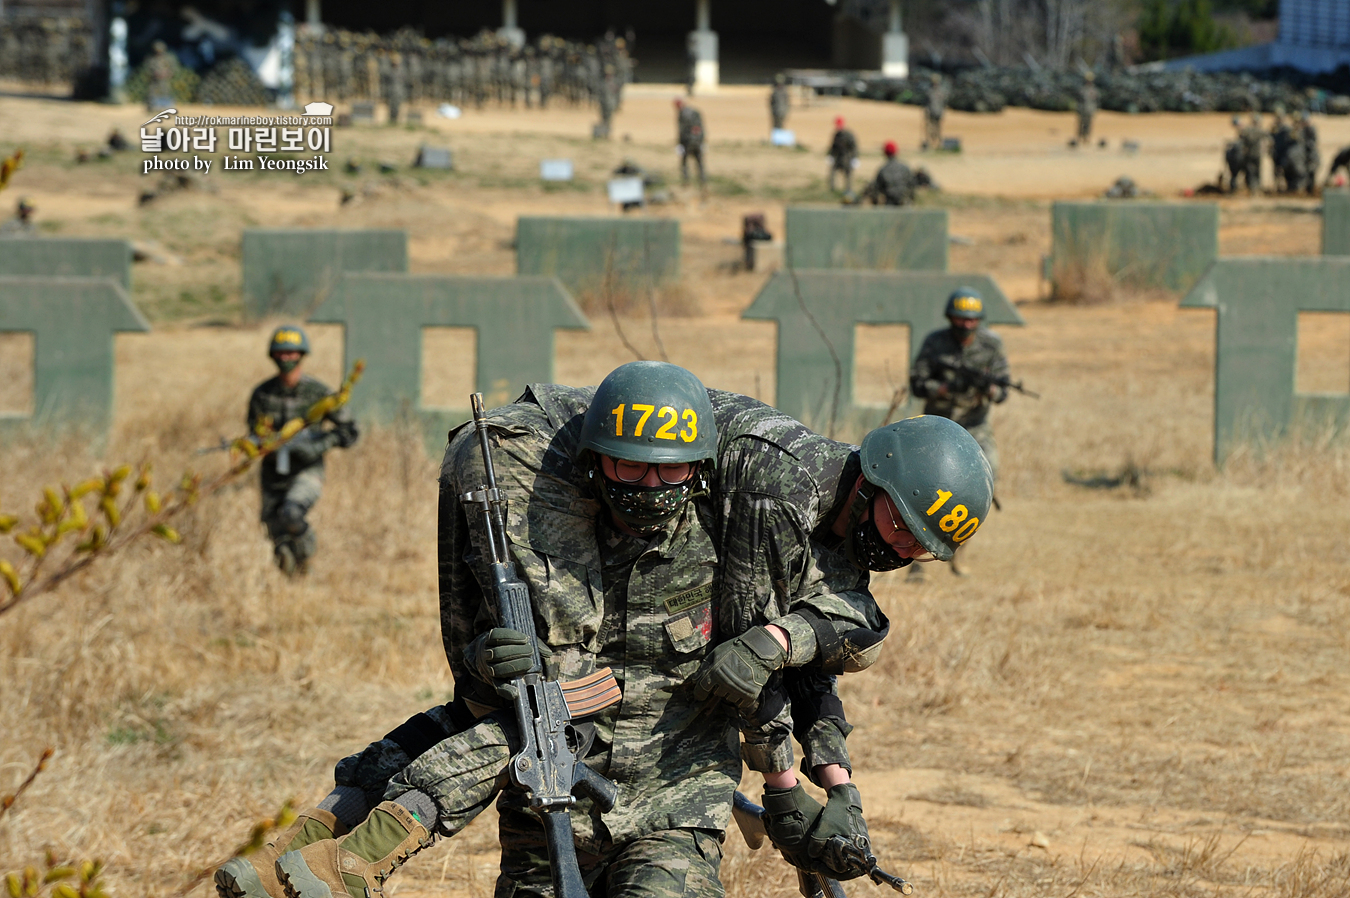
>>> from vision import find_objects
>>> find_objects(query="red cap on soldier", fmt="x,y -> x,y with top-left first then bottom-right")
884,141 -> 898,157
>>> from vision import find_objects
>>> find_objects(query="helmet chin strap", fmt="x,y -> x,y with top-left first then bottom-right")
843,480 -> 876,570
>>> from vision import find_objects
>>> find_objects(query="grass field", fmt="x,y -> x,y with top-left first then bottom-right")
2,85 -> 1349,898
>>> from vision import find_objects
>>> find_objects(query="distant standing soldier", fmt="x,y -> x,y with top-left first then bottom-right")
1224,116 -> 1246,193
1270,111 -> 1293,191
924,72 -> 947,150
908,288 -> 1009,576
1299,111 -> 1320,194
827,116 -> 859,192
384,54 -> 405,125
674,97 -> 706,186
0,197 -> 35,238
596,63 -> 617,137
860,141 -> 914,206
1240,113 -> 1266,194
1076,71 -> 1098,146
769,73 -> 789,131
248,326 -> 360,576
146,40 -> 175,111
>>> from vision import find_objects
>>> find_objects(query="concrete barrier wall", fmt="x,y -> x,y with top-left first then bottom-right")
515,217 -> 680,293
1052,202 -> 1218,295
242,229 -> 408,318
784,207 -> 948,271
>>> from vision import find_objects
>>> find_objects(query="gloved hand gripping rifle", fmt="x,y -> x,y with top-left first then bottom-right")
460,393 -> 621,898
733,791 -> 915,898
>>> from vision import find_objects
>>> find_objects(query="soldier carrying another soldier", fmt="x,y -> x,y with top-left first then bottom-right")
247,326 -> 359,576
214,363 -> 992,898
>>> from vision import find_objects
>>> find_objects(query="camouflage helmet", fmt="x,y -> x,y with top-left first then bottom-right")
944,287 -> 985,320
859,416 -> 993,562
580,361 -> 717,464
268,325 -> 310,356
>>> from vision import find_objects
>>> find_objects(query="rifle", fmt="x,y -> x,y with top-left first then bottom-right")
948,360 -> 1040,400
732,792 -> 914,897
460,393 -> 622,898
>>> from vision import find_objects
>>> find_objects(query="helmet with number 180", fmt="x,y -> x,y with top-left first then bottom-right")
580,361 -> 718,464
859,415 -> 992,561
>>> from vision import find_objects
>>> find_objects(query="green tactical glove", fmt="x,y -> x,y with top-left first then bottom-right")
807,783 -> 872,881
689,626 -> 787,714
465,628 -> 535,701
761,784 -> 824,871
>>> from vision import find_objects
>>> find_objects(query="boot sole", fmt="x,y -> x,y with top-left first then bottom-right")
214,858 -> 272,898
275,851 -> 336,898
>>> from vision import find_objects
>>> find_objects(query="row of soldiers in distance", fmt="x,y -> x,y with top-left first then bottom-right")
674,94 -> 922,207
294,27 -> 632,114
1225,110 -> 1319,195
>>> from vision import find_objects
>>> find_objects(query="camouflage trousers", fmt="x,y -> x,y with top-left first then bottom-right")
334,707 -> 514,838
336,712 -> 726,898
497,813 -> 725,898
964,420 -> 999,486
828,163 -> 853,193
680,144 -> 705,186
260,466 -> 324,564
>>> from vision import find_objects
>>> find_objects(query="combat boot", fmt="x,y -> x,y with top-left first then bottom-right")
275,801 -> 431,898
215,808 -> 348,898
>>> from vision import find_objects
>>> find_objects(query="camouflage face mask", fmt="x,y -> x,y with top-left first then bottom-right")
851,517 -> 911,572
843,482 -> 911,572
274,356 -> 301,374
600,478 -> 695,536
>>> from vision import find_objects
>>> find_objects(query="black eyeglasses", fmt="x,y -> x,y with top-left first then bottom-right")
611,459 -> 695,485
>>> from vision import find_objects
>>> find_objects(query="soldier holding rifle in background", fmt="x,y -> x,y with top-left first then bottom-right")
910,288 -> 1032,577
247,326 -> 359,576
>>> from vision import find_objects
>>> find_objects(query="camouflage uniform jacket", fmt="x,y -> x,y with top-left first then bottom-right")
438,386 -> 886,844
770,85 -> 790,122
246,373 -> 358,491
864,159 -> 915,206
828,128 -> 858,165
677,107 -> 704,147
910,326 -> 1009,428
1079,83 -> 1098,116
927,81 -> 948,119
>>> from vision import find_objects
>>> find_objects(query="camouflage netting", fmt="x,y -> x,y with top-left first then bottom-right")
123,54 -> 200,105
854,66 -> 1350,115
196,58 -> 269,106
292,26 -> 629,110
0,18 -> 92,85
